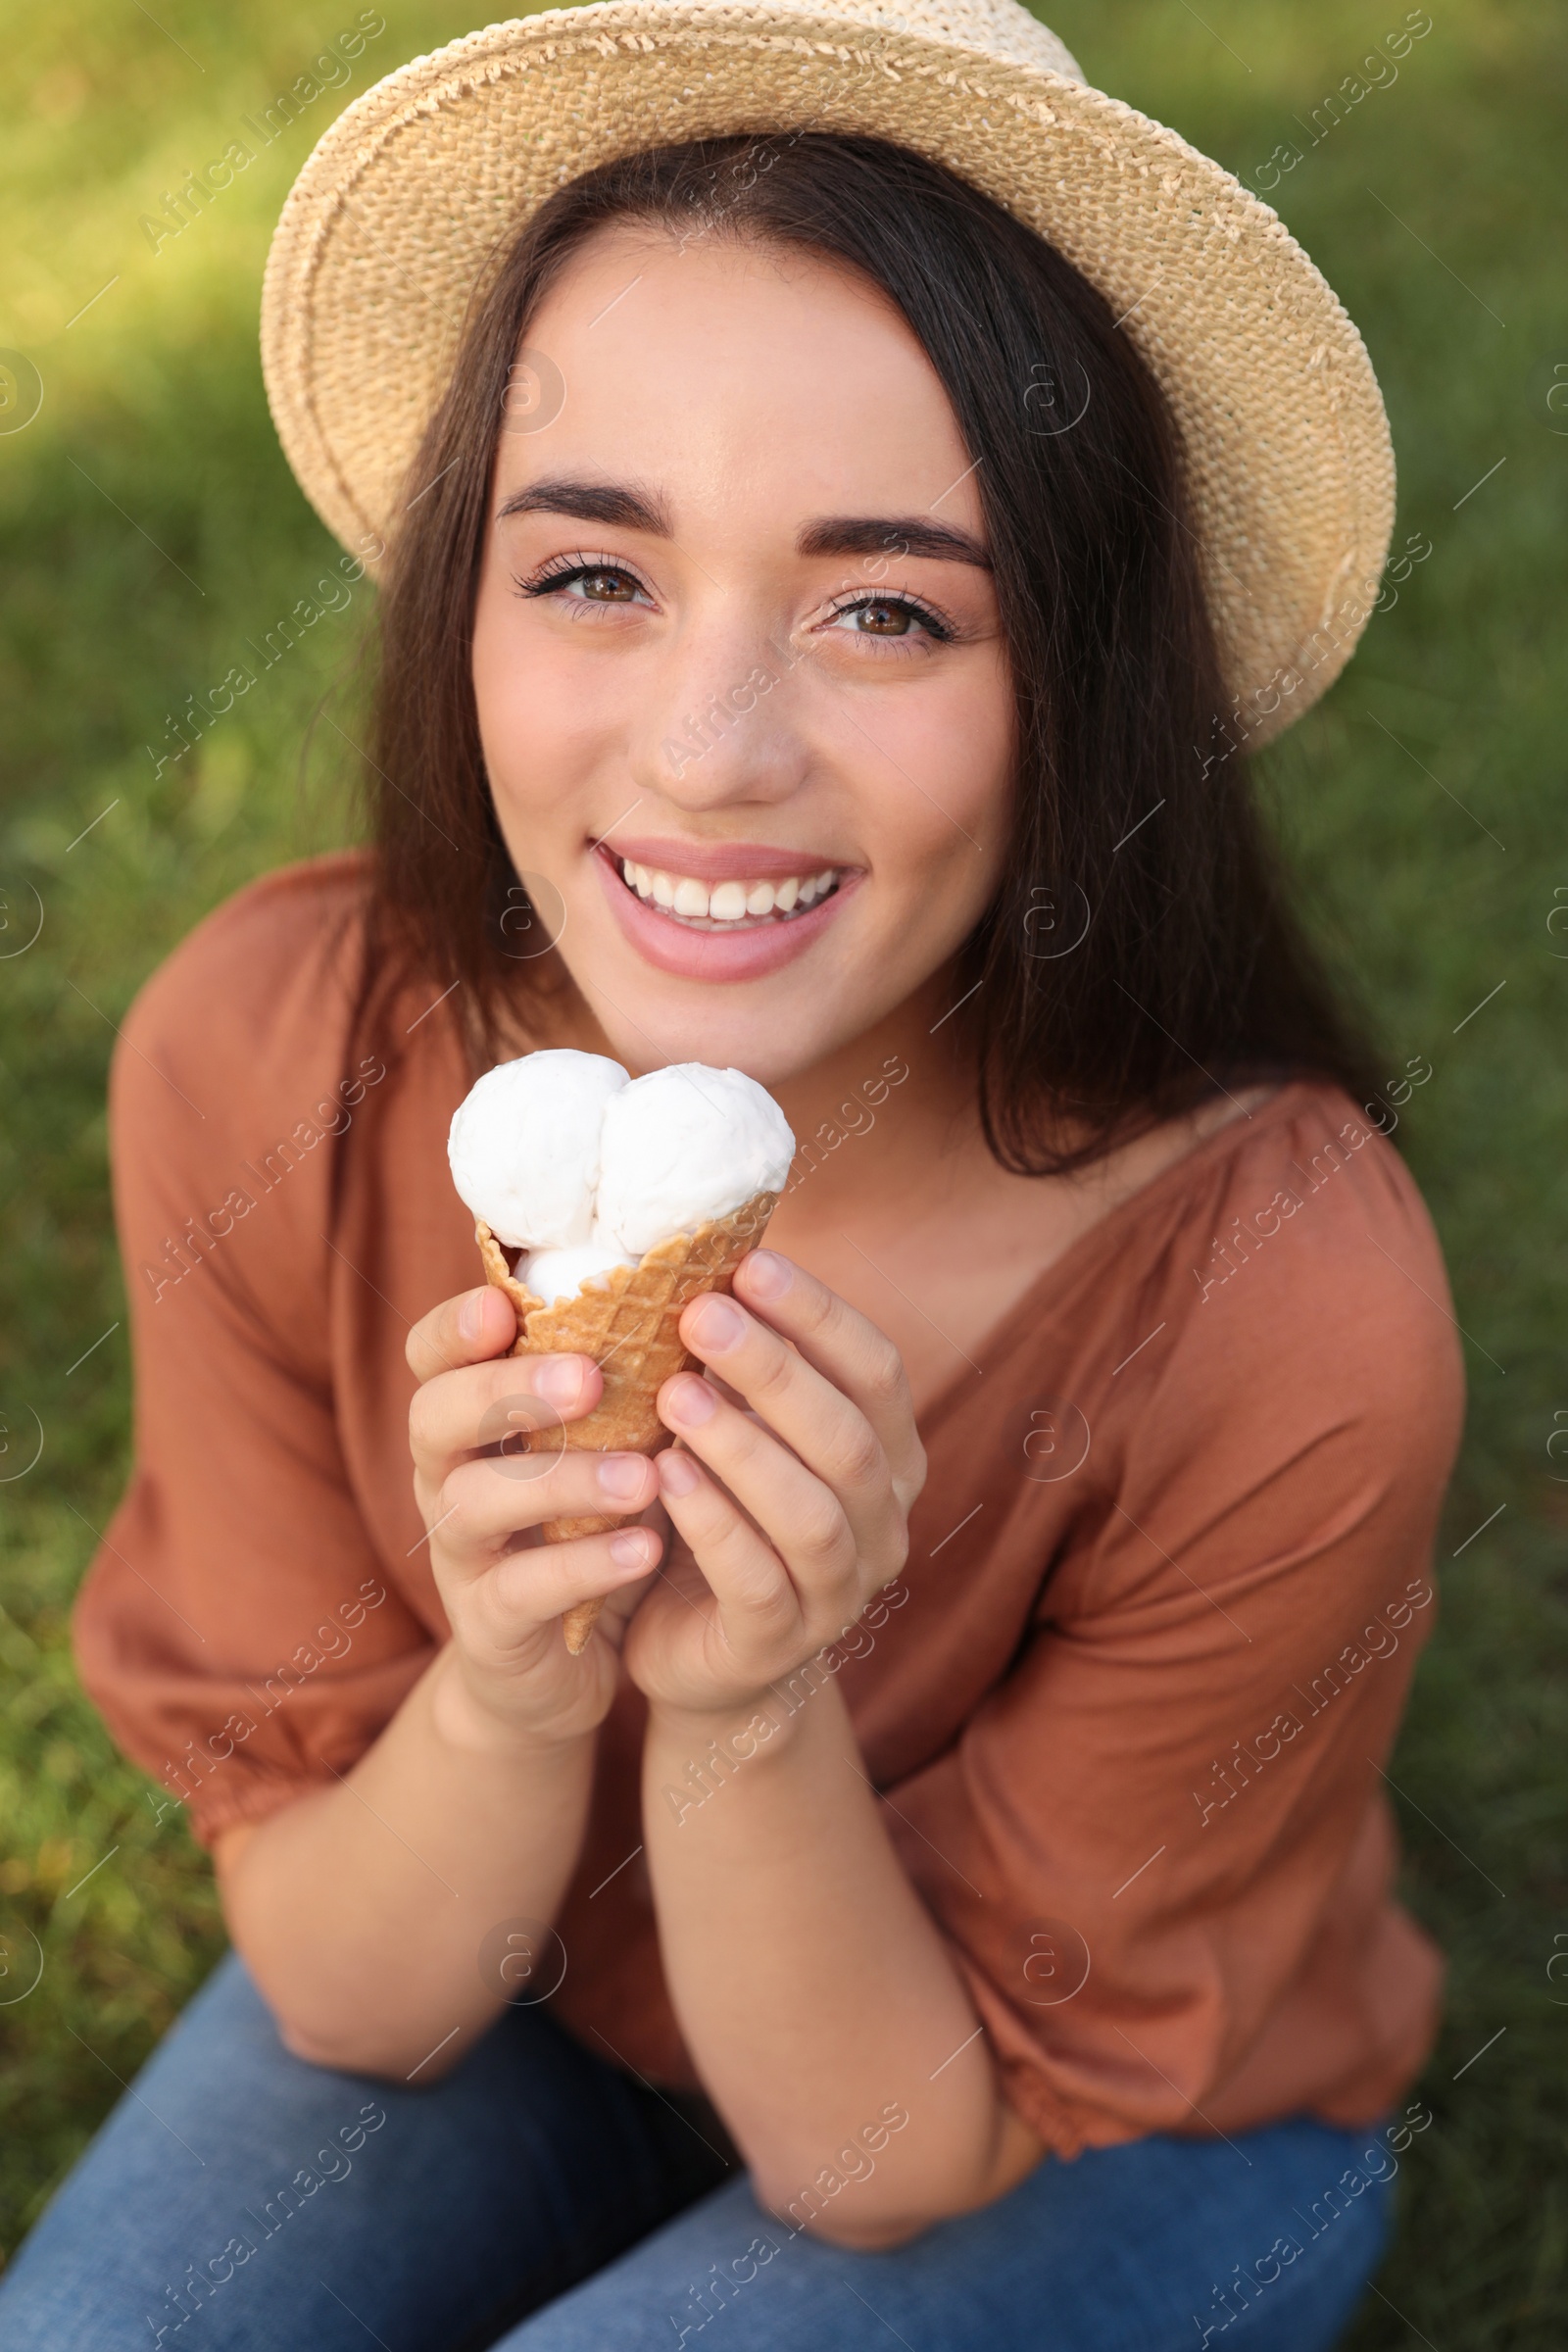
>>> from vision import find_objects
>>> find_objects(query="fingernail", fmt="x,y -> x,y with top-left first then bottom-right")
537,1355 -> 587,1408
597,1453 -> 649,1499
665,1375 -> 716,1427
458,1289 -> 489,1345
745,1250 -> 791,1299
610,1529 -> 652,1569
660,1448 -> 700,1496
690,1294 -> 744,1351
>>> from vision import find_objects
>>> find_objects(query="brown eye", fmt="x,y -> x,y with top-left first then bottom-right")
581,569 -> 638,602
853,600 -> 913,635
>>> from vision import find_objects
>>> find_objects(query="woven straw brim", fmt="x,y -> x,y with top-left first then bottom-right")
262,4 -> 1394,747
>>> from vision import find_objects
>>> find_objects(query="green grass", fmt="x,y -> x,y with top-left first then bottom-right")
0,0 -> 1564,2337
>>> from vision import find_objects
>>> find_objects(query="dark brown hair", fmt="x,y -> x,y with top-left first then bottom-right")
363,132 -> 1380,1172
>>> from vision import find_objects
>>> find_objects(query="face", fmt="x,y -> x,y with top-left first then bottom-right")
470,222 -> 1014,1086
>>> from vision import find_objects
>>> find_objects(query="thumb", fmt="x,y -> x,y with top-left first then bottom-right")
406,1282 -> 519,1384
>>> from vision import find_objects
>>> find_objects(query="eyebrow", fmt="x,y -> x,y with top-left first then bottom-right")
796,515 -> 992,570
496,478 -> 673,533
496,478 -> 991,569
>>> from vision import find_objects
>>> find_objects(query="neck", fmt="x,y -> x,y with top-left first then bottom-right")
766,966 -> 987,1238
498,953 -> 996,1230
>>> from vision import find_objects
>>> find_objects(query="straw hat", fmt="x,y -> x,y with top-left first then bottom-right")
261,0 -> 1395,747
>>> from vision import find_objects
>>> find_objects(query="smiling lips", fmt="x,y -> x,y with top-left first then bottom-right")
619,857 -> 841,926
594,840 -> 856,981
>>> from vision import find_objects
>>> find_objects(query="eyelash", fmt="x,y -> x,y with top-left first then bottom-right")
512,556 -> 956,645
514,552 -> 650,603
820,589 -> 954,644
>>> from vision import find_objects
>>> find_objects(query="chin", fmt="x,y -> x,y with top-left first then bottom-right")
553,861 -> 903,1080
582,969 -> 853,1087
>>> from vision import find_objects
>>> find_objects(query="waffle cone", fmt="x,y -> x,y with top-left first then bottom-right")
474,1192 -> 778,1651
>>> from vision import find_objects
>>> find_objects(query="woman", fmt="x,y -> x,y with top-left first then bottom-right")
2,4 -> 1461,2346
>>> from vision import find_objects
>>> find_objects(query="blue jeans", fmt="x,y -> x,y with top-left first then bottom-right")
0,1953 -> 1393,2350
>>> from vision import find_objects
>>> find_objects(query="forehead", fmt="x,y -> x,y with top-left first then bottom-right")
491,223 -> 980,536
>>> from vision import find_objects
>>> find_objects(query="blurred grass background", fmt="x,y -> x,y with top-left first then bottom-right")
0,0 -> 1563,2336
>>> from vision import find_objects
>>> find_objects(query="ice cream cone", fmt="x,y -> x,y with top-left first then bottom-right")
474,1191 -> 778,1651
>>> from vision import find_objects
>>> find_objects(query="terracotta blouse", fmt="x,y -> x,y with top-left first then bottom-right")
74,854 -> 1465,2158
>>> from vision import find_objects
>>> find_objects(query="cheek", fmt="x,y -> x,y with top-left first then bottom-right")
470,564 -> 603,824
849,650 -> 1013,906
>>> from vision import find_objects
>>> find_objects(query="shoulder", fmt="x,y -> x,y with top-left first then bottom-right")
1054,1082 -> 1468,1632
121,850 -> 371,1085
1139,1079 -> 1465,1470
108,854 -> 405,1265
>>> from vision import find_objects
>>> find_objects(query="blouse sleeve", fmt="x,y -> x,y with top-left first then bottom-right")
879,1136 -> 1465,2154
72,869 -> 436,1848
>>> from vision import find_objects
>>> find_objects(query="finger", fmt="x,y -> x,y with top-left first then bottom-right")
485,1520 -> 664,1638
653,1441 -> 807,1636
658,1370 -> 872,1611
730,1252 -> 924,1497
407,1285 -> 518,1383
409,1351 -> 604,1489
431,1446 -> 661,1563
670,1292 -> 902,1561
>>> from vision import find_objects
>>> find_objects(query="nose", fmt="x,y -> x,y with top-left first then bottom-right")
633,619 -> 812,811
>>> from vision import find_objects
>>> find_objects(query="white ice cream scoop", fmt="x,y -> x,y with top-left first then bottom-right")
447,1049 -> 627,1250
521,1240 -> 639,1304
592,1064 -> 796,1257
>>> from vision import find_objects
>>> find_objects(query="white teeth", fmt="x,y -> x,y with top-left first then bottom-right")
618,859 -> 838,923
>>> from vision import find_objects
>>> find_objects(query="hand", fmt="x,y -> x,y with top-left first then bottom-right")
405,1285 -> 665,1746
621,1250 -> 926,1723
